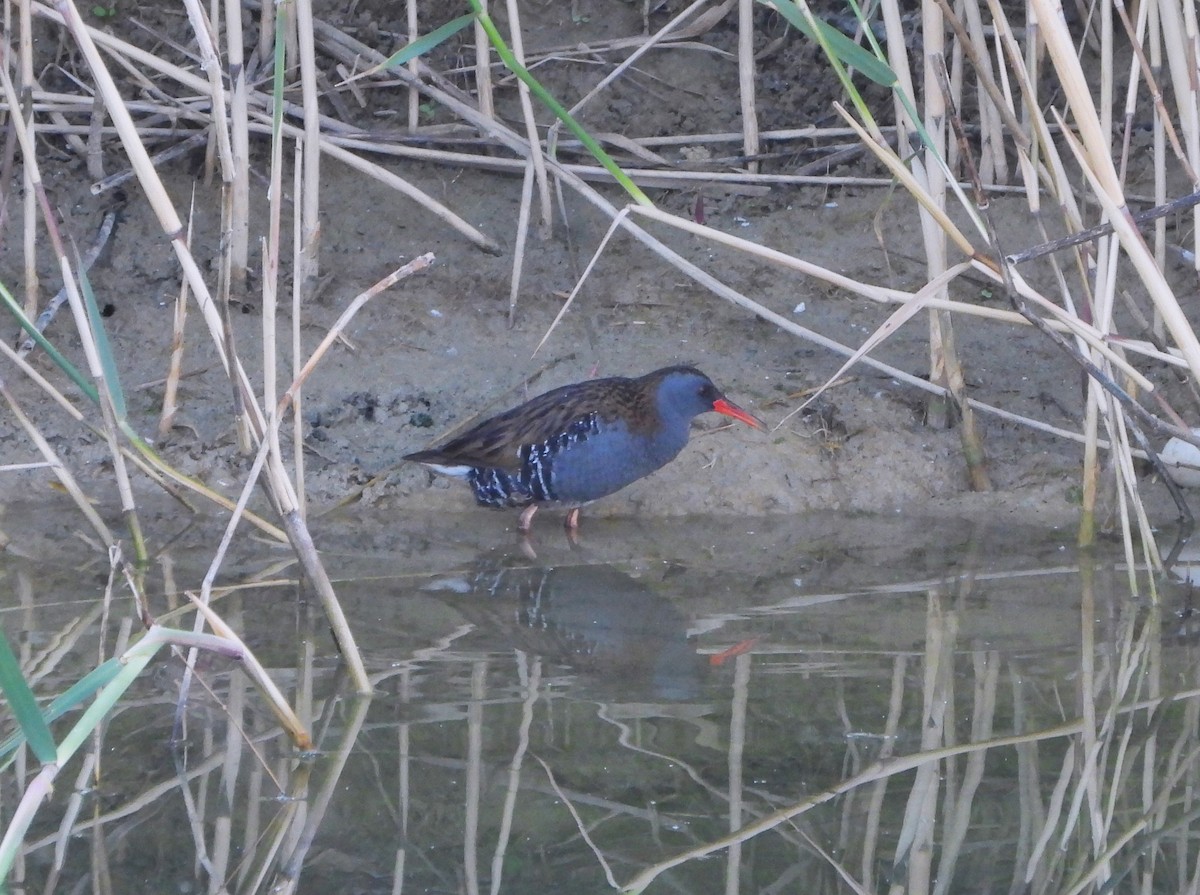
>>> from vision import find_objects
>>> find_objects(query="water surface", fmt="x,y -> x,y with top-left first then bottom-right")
4,512 -> 1198,894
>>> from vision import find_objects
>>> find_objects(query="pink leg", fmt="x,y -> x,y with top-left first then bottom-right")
518,504 -> 539,533
564,507 -> 581,530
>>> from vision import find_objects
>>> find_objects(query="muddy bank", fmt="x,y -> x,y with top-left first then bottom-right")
2,3 -> 1181,535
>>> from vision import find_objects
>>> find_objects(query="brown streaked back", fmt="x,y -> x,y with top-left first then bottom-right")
403,367 -> 698,472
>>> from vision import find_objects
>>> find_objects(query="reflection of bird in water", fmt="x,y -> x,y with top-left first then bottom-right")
425,563 -> 707,701
404,366 -> 764,533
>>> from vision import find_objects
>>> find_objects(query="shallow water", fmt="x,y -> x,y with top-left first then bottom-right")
5,511 -> 1200,894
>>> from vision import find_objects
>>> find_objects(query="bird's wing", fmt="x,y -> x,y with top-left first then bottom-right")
405,377 -> 637,471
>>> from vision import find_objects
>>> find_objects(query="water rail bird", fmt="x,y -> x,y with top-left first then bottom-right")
404,365 -> 765,532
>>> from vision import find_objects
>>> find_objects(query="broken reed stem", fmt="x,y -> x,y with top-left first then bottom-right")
178,419 -> 286,734
503,0 -> 551,239
1007,191 -> 1200,264
473,0 -> 494,121
271,255 -> 436,693
509,158 -> 534,326
406,0 -> 419,130
285,255 -> 435,399
502,0 -> 549,324
91,132 -> 208,195
187,595 -> 312,748
1029,0 -> 1115,543
926,46 -> 992,488
936,53 -> 993,487
294,0 -> 321,297
224,0 -> 251,291
17,2 -> 38,322
181,0 -> 234,182
158,195 -> 193,438
263,4 -> 286,513
737,0 -> 759,174
292,150 -> 306,514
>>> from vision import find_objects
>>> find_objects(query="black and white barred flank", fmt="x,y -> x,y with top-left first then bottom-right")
466,412 -> 601,508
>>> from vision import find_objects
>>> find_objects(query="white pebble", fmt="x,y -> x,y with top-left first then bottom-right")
1162,430 -> 1200,487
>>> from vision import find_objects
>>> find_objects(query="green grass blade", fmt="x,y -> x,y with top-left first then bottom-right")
767,0 -> 882,133
767,0 -> 983,235
384,13 -> 474,67
53,647 -> 158,763
0,658 -> 125,766
0,652 -> 155,887
766,0 -> 896,86
0,630 -> 182,883
77,264 -> 126,420
464,3 -> 652,206
0,281 -> 99,404
842,0 -> 889,64
0,630 -> 56,764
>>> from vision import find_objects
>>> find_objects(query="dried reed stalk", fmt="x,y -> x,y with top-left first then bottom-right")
224,0 -> 251,291
407,0 -> 420,130
158,195 -> 193,437
474,0 -> 494,121
291,152 -> 306,513
294,0 -> 322,297
503,0 -> 547,324
737,0 -> 759,174
17,0 -> 39,322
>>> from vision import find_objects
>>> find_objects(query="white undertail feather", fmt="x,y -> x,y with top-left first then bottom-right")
420,462 -> 473,477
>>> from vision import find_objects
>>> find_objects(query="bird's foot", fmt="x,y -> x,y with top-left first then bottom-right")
564,508 -> 582,547
517,504 -> 539,534
517,536 -> 539,561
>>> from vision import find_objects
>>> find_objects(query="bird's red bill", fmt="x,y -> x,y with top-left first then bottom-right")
710,638 -> 760,666
713,397 -> 765,430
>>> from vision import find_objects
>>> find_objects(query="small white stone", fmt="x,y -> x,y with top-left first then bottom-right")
1162,430 -> 1200,487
